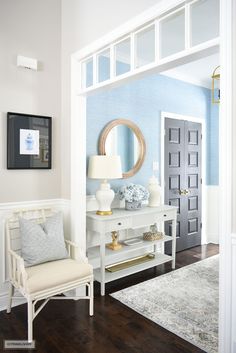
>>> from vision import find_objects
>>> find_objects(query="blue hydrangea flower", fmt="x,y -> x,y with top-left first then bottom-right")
118,183 -> 149,202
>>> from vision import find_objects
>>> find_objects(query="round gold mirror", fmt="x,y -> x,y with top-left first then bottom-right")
99,119 -> 146,178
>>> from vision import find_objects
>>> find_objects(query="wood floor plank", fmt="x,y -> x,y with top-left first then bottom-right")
0,244 -> 219,353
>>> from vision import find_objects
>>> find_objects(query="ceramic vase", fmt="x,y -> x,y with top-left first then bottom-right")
125,200 -> 142,210
148,176 -> 161,207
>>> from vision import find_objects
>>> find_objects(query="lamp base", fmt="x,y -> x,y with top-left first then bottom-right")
95,180 -> 114,216
96,210 -> 113,216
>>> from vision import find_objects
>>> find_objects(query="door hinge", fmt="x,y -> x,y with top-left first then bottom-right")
200,222 -> 202,229
201,178 -> 202,184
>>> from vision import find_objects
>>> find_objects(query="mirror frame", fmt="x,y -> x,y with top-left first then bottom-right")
99,119 -> 146,178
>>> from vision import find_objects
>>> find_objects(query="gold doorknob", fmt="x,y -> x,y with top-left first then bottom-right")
178,189 -> 190,195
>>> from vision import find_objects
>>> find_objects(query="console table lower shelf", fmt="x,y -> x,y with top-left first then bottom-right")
93,252 -> 173,283
105,253 -> 155,272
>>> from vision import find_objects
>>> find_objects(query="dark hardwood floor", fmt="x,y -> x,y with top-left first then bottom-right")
0,244 -> 219,353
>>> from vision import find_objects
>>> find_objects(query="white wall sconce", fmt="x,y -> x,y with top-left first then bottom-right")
17,55 -> 38,71
212,65 -> 220,104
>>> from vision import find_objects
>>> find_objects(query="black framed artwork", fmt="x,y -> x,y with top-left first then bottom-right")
7,112 -> 52,169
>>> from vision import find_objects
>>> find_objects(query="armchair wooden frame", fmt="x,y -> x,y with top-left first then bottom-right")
6,208 -> 94,342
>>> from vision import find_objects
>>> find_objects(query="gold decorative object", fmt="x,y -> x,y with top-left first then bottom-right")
143,223 -> 164,241
106,231 -> 122,250
105,253 -> 155,272
212,65 -> 220,104
96,210 -> 113,216
143,231 -> 164,241
99,119 -> 146,178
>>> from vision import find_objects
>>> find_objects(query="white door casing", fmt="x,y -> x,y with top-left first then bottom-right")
70,0 -> 234,351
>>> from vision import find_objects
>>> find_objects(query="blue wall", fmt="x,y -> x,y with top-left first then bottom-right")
86,73 -> 219,194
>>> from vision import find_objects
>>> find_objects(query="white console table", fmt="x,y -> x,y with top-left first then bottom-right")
86,205 -> 177,296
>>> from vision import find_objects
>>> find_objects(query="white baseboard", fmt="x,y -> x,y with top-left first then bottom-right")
0,291 -> 26,312
206,234 -> 219,244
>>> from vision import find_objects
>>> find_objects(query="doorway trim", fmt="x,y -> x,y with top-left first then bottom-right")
160,111 -> 206,244
70,0 -> 233,350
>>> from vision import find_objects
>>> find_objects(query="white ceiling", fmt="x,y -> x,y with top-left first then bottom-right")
162,52 -> 220,89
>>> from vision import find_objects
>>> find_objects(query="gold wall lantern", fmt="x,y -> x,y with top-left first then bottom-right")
212,65 -> 220,104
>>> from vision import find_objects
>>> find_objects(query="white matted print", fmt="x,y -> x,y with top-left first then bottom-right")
19,129 -> 39,155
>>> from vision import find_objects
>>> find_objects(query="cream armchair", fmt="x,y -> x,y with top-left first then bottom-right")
6,208 -> 94,342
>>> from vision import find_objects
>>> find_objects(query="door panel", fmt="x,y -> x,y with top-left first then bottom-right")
185,120 -> 202,248
165,118 -> 202,252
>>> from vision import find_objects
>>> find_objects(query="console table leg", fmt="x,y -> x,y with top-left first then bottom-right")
100,232 -> 106,296
172,218 -> 176,269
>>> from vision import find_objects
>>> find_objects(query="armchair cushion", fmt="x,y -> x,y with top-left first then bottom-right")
20,212 -> 68,267
25,258 -> 93,294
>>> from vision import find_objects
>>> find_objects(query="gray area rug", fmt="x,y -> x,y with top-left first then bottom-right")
111,255 -> 219,353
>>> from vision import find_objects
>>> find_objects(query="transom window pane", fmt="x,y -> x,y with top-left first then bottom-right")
98,49 -> 110,83
115,38 -> 131,76
82,58 -> 93,88
190,0 -> 219,47
135,25 -> 155,68
160,9 -> 185,59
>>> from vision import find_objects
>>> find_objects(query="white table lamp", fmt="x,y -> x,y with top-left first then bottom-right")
88,155 -> 122,215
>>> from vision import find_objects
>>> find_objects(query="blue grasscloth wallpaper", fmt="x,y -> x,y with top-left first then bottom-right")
86,73 -> 219,195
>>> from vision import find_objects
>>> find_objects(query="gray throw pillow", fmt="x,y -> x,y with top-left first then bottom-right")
20,212 -> 68,267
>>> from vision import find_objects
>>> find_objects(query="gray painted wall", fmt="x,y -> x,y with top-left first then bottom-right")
0,0 -> 61,202
0,0 -> 163,202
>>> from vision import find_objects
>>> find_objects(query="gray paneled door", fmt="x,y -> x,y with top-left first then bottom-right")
164,118 -> 202,252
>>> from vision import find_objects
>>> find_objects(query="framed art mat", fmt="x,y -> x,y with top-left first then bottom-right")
7,112 -> 52,169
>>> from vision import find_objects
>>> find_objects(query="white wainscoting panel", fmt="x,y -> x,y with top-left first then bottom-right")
205,186 -> 219,244
0,198 -> 70,312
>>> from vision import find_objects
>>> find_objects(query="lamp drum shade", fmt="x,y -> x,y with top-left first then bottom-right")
88,155 -> 122,180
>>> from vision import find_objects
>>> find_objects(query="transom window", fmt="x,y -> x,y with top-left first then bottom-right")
80,0 -> 219,92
